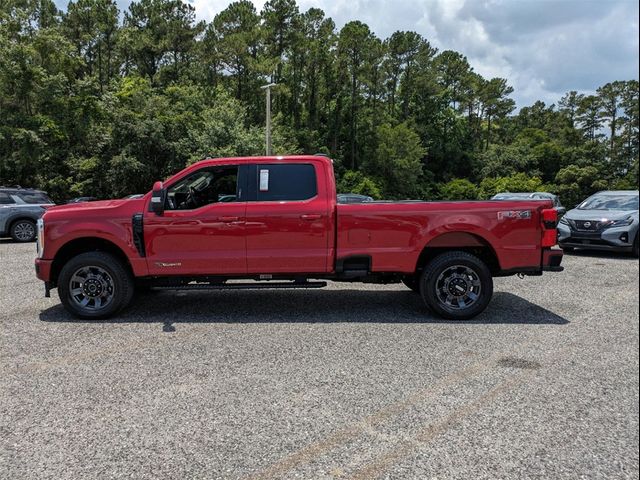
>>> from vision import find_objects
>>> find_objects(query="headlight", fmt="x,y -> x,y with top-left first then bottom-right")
604,217 -> 634,228
559,216 -> 569,225
36,218 -> 44,258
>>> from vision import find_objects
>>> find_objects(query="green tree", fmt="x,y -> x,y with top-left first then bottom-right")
337,21 -> 377,170
211,0 -> 263,107
554,164 -> 608,207
362,122 -> 425,198
122,0 -> 203,84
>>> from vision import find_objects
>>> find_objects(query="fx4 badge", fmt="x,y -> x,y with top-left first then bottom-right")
497,210 -> 532,220
155,262 -> 182,267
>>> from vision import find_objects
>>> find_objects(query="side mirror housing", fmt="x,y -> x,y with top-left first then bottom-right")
149,181 -> 166,215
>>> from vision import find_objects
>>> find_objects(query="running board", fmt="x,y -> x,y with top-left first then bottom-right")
153,281 -> 327,291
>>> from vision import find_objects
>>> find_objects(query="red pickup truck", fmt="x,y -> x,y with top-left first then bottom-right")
35,155 -> 563,320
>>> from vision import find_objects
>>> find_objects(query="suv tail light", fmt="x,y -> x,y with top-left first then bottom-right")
541,208 -> 558,247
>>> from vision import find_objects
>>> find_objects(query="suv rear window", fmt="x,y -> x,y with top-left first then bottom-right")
255,164 -> 317,201
15,192 -> 52,204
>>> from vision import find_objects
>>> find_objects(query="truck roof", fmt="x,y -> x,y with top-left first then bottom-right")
194,155 -> 333,167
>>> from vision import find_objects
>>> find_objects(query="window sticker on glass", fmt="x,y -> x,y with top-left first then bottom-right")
259,169 -> 269,191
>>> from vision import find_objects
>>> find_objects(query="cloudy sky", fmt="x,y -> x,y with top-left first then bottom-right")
57,0 -> 639,108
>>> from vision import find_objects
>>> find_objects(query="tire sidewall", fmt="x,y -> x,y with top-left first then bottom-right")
58,252 -> 133,320
10,220 -> 36,242
420,252 -> 493,320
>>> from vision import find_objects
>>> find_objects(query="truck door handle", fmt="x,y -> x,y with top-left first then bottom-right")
219,216 -> 239,222
300,214 -> 322,220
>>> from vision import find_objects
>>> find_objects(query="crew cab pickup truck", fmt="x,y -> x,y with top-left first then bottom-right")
35,155 -> 563,320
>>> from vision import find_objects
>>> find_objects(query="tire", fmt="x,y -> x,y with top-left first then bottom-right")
10,219 -> 36,242
58,252 -> 134,320
402,276 -> 420,293
419,251 -> 493,320
633,234 -> 639,258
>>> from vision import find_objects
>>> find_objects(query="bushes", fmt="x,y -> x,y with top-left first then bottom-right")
336,170 -> 382,199
478,173 -> 546,199
437,174 -> 551,201
438,179 -> 479,200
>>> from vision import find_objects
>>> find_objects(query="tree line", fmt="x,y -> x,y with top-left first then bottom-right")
0,0 -> 638,206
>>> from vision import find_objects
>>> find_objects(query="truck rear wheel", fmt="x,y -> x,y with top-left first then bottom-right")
58,252 -> 134,320
420,251 -> 493,320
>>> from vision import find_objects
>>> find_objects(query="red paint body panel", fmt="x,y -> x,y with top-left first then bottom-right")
36,155 -> 560,283
36,198 -> 150,278
336,201 -> 546,272
145,202 -> 248,275
244,159 -> 333,273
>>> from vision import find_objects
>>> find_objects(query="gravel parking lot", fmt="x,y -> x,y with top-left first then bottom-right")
1,240 -> 638,479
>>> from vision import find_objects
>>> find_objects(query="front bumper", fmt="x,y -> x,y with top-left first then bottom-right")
35,258 -> 53,282
558,223 -> 636,252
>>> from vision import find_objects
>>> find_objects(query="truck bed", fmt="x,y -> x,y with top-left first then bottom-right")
336,200 -> 552,273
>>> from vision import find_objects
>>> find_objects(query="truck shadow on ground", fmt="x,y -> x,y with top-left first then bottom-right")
39,289 -> 569,327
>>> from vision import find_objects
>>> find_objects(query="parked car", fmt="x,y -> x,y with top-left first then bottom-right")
66,197 -> 98,204
557,190 -> 639,256
337,193 -> 374,204
492,192 -> 566,216
35,155 -> 563,321
0,187 -> 55,242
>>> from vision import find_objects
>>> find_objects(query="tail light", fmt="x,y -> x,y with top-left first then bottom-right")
541,208 -> 558,247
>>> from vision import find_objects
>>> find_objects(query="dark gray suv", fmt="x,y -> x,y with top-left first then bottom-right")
0,187 -> 54,242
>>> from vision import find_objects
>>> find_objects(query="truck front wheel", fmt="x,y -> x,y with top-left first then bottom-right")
58,252 -> 134,320
420,251 -> 493,320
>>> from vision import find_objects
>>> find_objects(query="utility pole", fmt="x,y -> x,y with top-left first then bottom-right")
261,83 -> 276,155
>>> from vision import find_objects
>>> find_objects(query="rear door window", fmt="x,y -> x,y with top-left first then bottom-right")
0,192 -> 15,205
15,192 -> 52,204
253,164 -> 317,201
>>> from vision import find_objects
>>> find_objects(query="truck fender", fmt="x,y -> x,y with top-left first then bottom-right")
416,231 -> 501,273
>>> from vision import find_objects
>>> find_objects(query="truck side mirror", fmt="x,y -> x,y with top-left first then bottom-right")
149,181 -> 166,215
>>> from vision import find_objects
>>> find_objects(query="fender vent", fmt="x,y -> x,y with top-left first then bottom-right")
132,213 -> 145,257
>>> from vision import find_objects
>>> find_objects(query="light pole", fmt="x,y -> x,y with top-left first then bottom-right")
261,83 -> 276,155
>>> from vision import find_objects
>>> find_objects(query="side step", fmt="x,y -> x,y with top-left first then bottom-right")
153,281 -> 327,291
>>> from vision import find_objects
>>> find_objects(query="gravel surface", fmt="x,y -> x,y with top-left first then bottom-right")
1,240 -> 638,479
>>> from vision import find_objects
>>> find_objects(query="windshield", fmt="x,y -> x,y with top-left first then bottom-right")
578,194 -> 639,211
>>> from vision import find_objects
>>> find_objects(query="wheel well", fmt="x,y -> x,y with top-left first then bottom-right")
415,233 -> 500,275
50,237 -> 133,285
